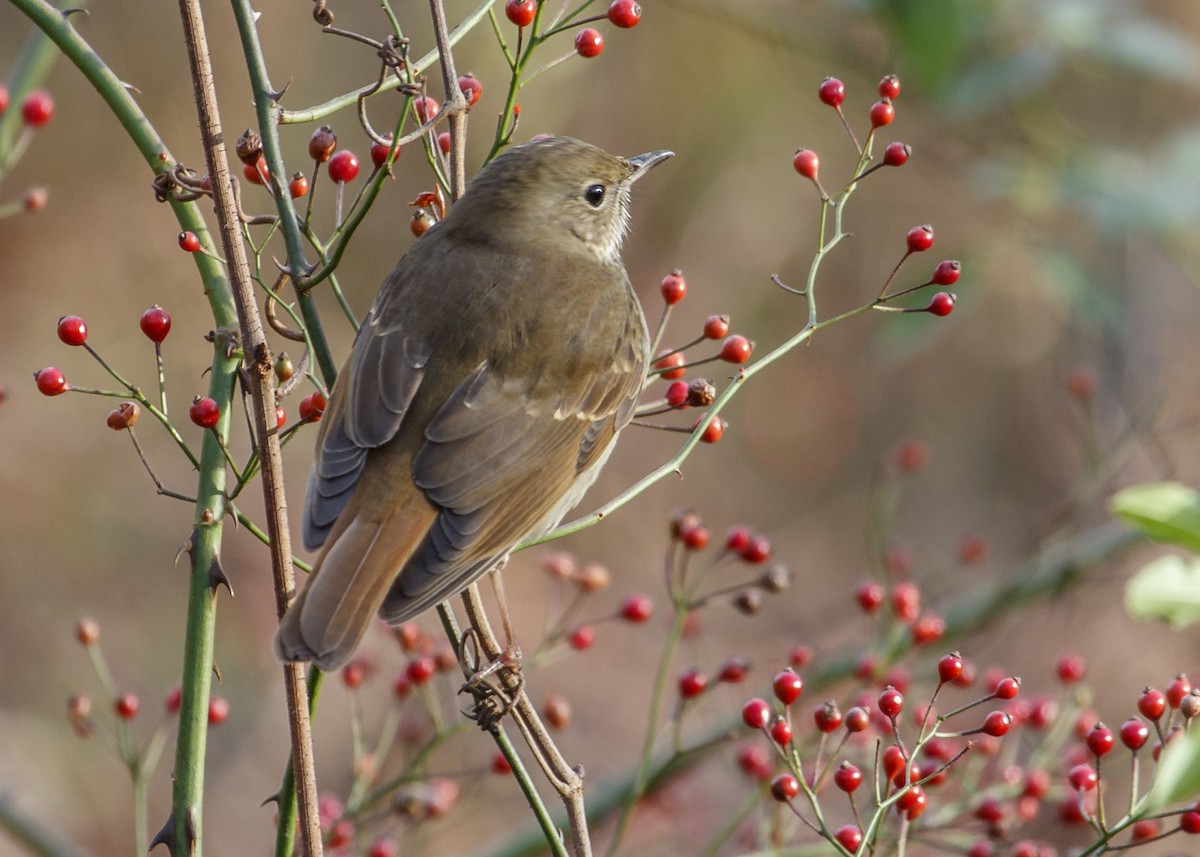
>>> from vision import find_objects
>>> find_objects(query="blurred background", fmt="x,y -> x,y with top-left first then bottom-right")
3,0 -> 1200,854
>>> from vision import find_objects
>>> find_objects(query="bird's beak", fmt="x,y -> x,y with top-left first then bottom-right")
626,149 -> 674,183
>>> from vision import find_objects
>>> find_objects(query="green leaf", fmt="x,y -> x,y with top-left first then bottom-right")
1111,482 -> 1200,552
1145,726 -> 1200,811
1125,555 -> 1200,629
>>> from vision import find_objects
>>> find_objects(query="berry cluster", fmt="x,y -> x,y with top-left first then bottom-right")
0,87 -> 55,219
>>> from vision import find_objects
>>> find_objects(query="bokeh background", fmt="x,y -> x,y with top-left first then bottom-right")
3,0 -> 1200,854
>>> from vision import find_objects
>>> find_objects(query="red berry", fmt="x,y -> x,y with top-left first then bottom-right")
165,685 -> 182,714
457,74 -> 482,107
1182,811 -> 1200,834
619,593 -> 653,623
678,668 -> 707,699
741,697 -> 771,729
243,158 -> 269,185
1086,722 -> 1115,757
991,676 -> 1020,700
927,292 -> 955,316
1119,717 -> 1149,751
772,669 -> 803,706
299,393 -> 325,422
370,138 -> 400,168
607,0 -> 641,28
911,614 -> 945,644
882,141 -> 911,167
702,314 -> 730,340
769,772 -> 799,802
974,795 -> 1004,823
328,150 -> 360,183
308,126 -> 337,162
115,693 -> 140,719
1068,763 -> 1097,791
75,618 -> 100,645
854,580 -> 885,614
654,351 -> 685,379
896,439 -> 929,472
140,306 -> 172,343
844,706 -> 870,733
834,761 -> 862,792
21,90 -> 54,127
878,74 -> 901,100
660,269 -> 687,305
189,396 -> 220,429
718,334 -> 753,364
735,743 -> 772,781
490,751 -> 512,775
1056,653 -> 1086,684
1131,819 -> 1159,841
981,710 -> 1011,737
288,173 -> 309,198
574,28 -> 604,58
208,696 -> 229,725
768,716 -> 792,745
878,685 -> 904,719
693,414 -> 726,444
1139,687 -> 1166,720
679,522 -> 709,550
436,131 -> 452,154
414,95 -> 440,123
35,367 -> 68,396
738,534 -> 771,564
406,655 -> 435,684
813,701 -> 842,733
57,315 -> 88,346
817,77 -> 845,108
341,658 -> 368,689
275,406 -> 287,428
890,581 -> 920,622
504,0 -> 537,27
932,259 -> 961,286
178,231 -> 200,252
724,525 -> 750,553
0,85 -> 8,114
23,187 -> 48,212
1167,674 -> 1191,708
906,224 -> 935,253
789,645 -> 812,668
567,625 -> 595,650
717,656 -> 751,683
664,380 -> 689,408
834,825 -> 862,852
792,148 -> 819,180
368,839 -> 397,857
896,785 -> 927,819
937,652 -> 964,684
869,100 -> 895,128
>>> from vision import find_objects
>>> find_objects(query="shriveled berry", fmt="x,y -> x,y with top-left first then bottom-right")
878,74 -> 901,100
927,292 -> 955,316
140,306 -> 171,343
35,367 -> 68,396
541,695 -> 571,729
741,697 -> 771,729
834,825 -> 863,852
869,100 -> 895,128
457,74 -> 482,107
189,397 -> 220,429
769,772 -> 799,802
328,150 -> 360,183
288,173 -> 309,198
818,77 -> 845,108
660,270 -> 687,305
772,669 -> 803,706
21,90 -> 54,127
792,149 -> 819,180
309,126 -> 337,162
504,0 -> 537,27
57,315 -> 88,346
178,231 -> 201,252
718,334 -> 753,364
882,141 -> 910,167
107,401 -> 140,430
574,28 -> 604,58
607,0 -> 641,28
678,668 -> 707,699
906,224 -> 935,253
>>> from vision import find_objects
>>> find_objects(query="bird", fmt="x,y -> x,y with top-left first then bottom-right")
275,136 -> 672,670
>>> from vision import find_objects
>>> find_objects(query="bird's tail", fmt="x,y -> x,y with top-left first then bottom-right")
275,491 -> 437,671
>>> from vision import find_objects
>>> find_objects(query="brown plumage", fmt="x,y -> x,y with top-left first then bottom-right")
275,137 -> 672,670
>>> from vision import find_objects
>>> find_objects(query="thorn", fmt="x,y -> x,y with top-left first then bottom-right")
149,812 -> 175,855
212,661 -> 223,683
269,77 -> 293,103
261,791 -> 281,808
175,529 -> 197,567
208,555 -> 233,597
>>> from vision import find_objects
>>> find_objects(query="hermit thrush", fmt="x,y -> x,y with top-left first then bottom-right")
275,136 -> 672,670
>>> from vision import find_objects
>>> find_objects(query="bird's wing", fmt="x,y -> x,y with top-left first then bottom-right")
379,322 -> 646,623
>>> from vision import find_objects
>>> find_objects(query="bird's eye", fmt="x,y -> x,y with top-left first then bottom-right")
584,183 -> 606,207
